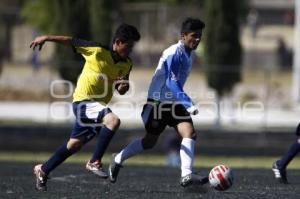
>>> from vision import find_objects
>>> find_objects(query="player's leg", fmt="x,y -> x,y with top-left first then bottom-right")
113,101 -> 164,164
115,133 -> 160,164
108,101 -> 165,183
272,123 -> 300,184
34,101 -> 98,191
176,121 -> 196,176
109,132 -> 161,183
89,112 -> 120,162
170,103 -> 208,187
34,136 -> 85,191
175,122 -> 208,187
87,112 -> 120,178
41,137 -> 85,174
72,101 -> 116,178
276,137 -> 300,168
170,103 -> 196,178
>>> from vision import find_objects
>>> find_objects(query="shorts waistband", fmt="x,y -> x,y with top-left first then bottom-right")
147,99 -> 175,105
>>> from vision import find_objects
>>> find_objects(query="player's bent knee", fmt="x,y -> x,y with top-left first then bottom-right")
67,139 -> 83,152
104,114 -> 121,130
114,117 -> 121,127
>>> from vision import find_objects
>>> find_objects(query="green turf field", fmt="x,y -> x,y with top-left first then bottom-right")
1,151 -> 300,168
1,162 -> 300,199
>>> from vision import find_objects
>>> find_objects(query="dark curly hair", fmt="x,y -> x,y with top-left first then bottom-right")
113,23 -> 141,43
181,18 -> 205,33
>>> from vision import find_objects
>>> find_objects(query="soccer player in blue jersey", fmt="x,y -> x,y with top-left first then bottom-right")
272,124 -> 300,184
30,24 -> 140,191
108,18 -> 207,187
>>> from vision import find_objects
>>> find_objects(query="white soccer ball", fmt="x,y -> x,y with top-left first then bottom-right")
209,165 -> 233,191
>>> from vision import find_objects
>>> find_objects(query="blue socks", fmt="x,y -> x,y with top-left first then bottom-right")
277,140 -> 300,169
90,126 -> 115,163
41,143 -> 77,175
41,126 -> 115,174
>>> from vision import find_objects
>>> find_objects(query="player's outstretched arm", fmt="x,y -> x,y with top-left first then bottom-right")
30,35 -> 72,51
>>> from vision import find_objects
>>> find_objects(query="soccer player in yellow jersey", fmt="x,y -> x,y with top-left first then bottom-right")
30,24 -> 140,191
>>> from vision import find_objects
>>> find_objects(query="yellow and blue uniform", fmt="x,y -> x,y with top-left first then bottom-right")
70,38 -> 132,140
71,38 -> 132,104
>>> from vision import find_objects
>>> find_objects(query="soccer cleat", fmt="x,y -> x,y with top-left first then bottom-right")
180,173 -> 209,187
272,161 -> 288,184
33,164 -> 48,191
86,160 -> 108,178
108,153 -> 123,183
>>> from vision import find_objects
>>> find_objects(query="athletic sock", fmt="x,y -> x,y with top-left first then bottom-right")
114,139 -> 144,164
90,126 -> 115,163
277,140 -> 300,169
180,138 -> 195,177
41,142 -> 76,175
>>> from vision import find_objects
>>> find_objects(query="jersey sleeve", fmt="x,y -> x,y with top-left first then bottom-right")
165,53 -> 193,110
71,38 -> 101,56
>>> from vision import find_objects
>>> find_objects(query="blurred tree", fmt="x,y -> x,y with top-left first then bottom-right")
0,18 -> 4,75
89,0 -> 119,46
125,0 -> 203,5
22,0 -> 118,83
52,0 -> 90,84
22,0 -> 56,33
203,0 -> 245,127
204,0 -> 243,96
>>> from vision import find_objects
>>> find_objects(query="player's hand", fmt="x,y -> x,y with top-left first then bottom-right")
30,36 -> 48,51
114,78 -> 129,95
187,106 -> 199,115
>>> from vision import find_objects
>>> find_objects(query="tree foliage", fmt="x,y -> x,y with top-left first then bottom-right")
125,0 -> 204,5
203,0 -> 244,96
22,0 -> 118,83
89,0 -> 118,46
52,0 -> 90,83
21,0 -> 56,33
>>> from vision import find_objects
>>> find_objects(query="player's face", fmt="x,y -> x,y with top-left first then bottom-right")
114,39 -> 135,59
182,30 -> 202,50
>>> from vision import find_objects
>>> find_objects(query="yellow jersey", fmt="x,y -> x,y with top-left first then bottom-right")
71,38 -> 132,104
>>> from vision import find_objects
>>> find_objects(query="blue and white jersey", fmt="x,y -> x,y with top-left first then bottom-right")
147,40 -> 195,111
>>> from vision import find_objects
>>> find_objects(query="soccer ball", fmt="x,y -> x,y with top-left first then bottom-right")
208,165 -> 233,191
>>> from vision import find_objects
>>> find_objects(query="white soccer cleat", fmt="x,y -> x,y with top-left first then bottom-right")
86,160 -> 108,178
33,164 -> 48,191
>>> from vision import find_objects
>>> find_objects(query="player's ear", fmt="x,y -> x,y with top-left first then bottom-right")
181,32 -> 187,39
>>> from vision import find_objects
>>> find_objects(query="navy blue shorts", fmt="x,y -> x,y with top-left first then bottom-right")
71,101 -> 111,142
141,99 -> 193,135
